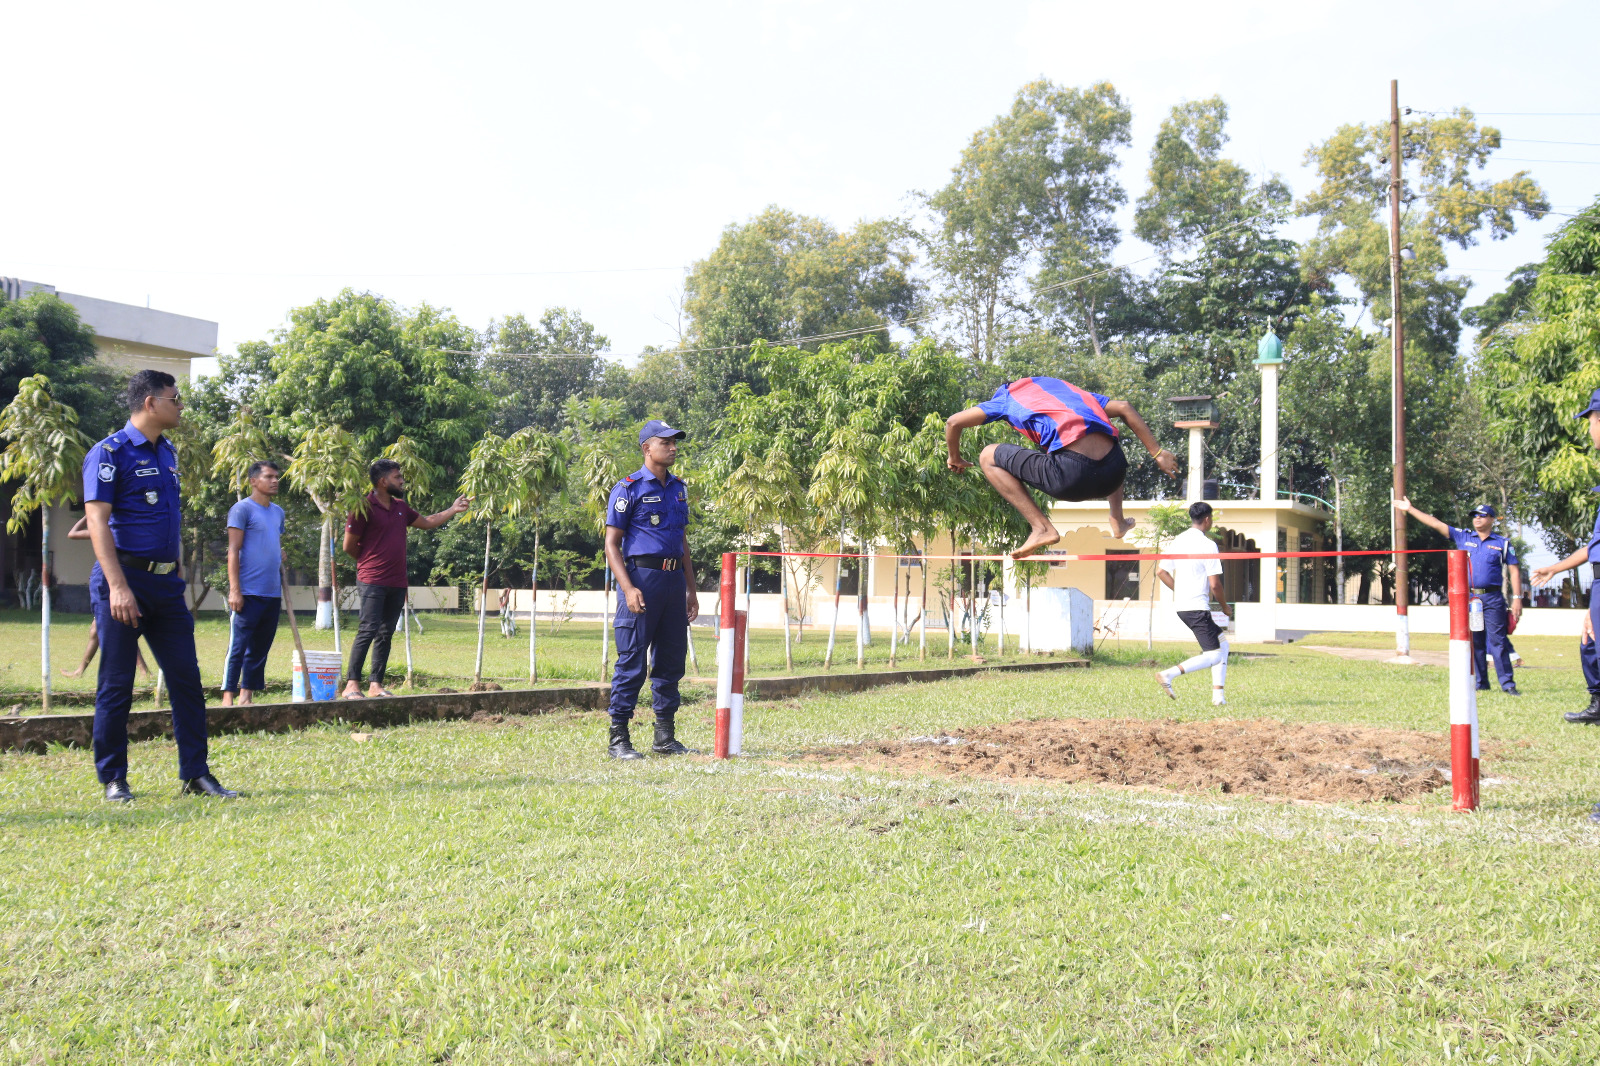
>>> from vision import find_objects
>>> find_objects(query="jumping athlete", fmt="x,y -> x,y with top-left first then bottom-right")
1154,502 -> 1233,704
945,377 -> 1178,559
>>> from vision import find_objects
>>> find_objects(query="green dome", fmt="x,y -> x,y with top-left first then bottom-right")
1255,329 -> 1284,365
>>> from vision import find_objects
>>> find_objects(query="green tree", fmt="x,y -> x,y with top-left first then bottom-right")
682,206 -> 918,425
927,80 -> 1132,361
459,433 -> 521,688
262,289 -> 488,492
0,376 -> 93,711
502,427 -> 569,683
1479,198 -> 1600,550
286,424 -> 367,631
1299,108 -> 1548,355
482,308 -> 609,434
0,291 -> 125,444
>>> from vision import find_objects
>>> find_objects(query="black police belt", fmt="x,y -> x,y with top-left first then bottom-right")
627,554 -> 682,571
1470,586 -> 1501,594
117,551 -> 178,576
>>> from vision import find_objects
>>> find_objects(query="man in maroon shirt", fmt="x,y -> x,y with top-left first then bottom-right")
341,459 -> 468,698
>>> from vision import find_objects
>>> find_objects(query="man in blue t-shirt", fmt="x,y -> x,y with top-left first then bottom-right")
222,460 -> 287,706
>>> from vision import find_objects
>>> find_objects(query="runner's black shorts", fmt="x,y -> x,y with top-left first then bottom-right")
1176,609 -> 1224,652
989,438 -> 1128,501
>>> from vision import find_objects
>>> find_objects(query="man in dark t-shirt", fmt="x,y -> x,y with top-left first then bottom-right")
341,459 -> 468,697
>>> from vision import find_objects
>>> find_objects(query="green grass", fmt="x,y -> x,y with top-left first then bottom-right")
0,609 -> 1073,712
5,633 -> 1600,1062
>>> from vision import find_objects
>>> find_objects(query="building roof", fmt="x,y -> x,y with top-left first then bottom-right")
1,277 -> 217,360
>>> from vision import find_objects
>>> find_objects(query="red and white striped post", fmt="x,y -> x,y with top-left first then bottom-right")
714,553 -> 737,759
1447,549 -> 1480,811
730,609 -> 748,755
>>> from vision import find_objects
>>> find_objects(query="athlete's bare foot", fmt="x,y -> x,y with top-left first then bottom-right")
220,691 -> 235,707
1113,516 -> 1136,538
1011,528 -> 1061,560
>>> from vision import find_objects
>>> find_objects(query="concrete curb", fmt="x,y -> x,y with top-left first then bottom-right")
0,657 -> 1088,754
0,685 -> 610,755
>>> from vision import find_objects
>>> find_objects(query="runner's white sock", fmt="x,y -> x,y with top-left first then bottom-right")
1211,640 -> 1229,688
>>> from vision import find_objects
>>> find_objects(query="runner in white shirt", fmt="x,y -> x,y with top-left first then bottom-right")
1154,502 -> 1233,704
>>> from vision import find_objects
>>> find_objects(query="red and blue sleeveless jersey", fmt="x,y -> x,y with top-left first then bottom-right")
977,377 -> 1117,453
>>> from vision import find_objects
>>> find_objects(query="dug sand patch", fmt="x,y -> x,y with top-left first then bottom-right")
809,718 -> 1450,803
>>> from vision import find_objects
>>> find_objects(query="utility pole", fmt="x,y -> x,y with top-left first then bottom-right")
1389,78 -> 1413,662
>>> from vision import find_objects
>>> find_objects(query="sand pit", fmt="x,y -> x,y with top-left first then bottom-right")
808,718 -> 1452,803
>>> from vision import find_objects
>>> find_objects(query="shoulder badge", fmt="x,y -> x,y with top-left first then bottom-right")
101,435 -> 122,452
97,462 -> 116,483
615,498 -> 628,512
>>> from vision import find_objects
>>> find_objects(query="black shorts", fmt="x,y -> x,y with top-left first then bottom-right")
991,439 -> 1128,501
1176,609 -> 1224,652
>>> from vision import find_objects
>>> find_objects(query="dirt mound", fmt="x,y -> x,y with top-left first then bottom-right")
809,718 -> 1451,803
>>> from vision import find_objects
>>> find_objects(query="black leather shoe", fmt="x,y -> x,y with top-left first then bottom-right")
1501,683 -> 1521,696
652,718 -> 698,756
180,774 -> 240,798
608,721 -> 644,760
104,779 -> 134,803
1566,696 -> 1600,725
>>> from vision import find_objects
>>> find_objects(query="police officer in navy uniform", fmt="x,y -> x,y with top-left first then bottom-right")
1534,388 -> 1600,738
1395,496 -> 1522,695
81,370 -> 237,802
602,420 -> 700,759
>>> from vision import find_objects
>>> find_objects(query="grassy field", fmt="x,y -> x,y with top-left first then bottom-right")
5,629 -> 1600,1062
0,608 -> 1071,710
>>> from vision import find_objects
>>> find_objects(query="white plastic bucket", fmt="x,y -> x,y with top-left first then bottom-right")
292,650 -> 343,703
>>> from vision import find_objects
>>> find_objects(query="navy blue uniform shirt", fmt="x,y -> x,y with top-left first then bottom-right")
1449,526 -> 1517,589
81,421 -> 183,562
605,467 -> 689,557
1588,486 -> 1600,563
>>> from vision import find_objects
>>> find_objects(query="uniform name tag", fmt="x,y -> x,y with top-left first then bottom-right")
134,467 -> 158,477
642,496 -> 661,503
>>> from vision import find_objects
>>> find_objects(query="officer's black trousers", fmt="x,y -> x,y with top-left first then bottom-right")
607,565 -> 688,725
90,564 -> 209,783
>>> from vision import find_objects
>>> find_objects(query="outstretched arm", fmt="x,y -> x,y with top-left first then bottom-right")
412,496 -> 470,531
1392,497 -> 1450,538
944,407 -> 989,472
1103,400 -> 1177,478
1533,546 -> 1590,587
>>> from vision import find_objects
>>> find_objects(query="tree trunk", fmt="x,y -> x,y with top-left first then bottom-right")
473,521 -> 491,686
779,522 -> 793,673
329,524 -> 343,658
969,548 -> 979,658
401,592 -> 414,690
280,563 -> 310,695
889,553 -> 900,669
824,528 -> 845,669
947,532 -> 957,661
40,506 -> 51,713
316,513 -> 333,629
528,526 -> 540,684
601,568 -> 611,677
918,551 -> 928,661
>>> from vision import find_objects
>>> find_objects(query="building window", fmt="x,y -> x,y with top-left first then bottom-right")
1106,550 -> 1140,600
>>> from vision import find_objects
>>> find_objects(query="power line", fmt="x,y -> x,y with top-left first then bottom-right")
1503,138 -> 1600,147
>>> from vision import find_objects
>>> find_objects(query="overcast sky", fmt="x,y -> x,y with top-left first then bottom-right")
8,0 -> 1596,366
